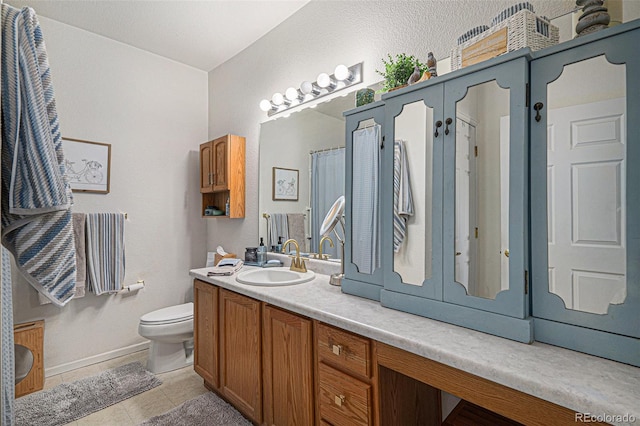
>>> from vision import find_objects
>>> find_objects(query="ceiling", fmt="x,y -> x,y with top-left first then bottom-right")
7,0 -> 310,72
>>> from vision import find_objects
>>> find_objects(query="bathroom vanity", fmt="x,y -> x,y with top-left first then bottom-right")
190,267 -> 639,426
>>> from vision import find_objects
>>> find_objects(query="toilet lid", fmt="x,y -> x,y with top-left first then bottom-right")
140,302 -> 193,325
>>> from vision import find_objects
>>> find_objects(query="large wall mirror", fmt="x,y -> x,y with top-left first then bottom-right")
258,87 -> 380,261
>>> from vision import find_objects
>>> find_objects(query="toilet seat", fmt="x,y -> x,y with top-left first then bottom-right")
140,302 -> 193,326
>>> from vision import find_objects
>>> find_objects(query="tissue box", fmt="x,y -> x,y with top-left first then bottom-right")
214,252 -> 236,266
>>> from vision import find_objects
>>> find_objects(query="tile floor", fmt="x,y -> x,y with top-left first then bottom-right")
34,349 -> 209,425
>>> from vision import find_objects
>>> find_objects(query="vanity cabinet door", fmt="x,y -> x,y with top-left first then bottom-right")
343,104 -> 386,300
530,25 -> 640,367
262,305 -> 314,426
193,280 -> 219,389
219,289 -> 262,423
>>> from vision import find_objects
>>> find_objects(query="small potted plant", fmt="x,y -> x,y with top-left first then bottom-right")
376,53 -> 429,93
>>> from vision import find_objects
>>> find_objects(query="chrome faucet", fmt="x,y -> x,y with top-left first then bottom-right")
318,236 -> 334,260
282,239 -> 307,273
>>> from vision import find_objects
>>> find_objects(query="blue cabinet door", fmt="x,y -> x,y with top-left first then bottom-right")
530,23 -> 640,366
342,104 -> 386,300
442,57 -> 530,319
381,83 -> 445,301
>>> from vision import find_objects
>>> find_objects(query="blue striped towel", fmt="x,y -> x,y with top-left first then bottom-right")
351,126 -> 381,274
393,140 -> 414,253
268,213 -> 289,249
86,213 -> 126,295
1,5 -> 77,307
2,248 -> 15,426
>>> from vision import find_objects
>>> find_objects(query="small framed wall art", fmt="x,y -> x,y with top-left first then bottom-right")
62,137 -> 111,193
272,167 -> 299,201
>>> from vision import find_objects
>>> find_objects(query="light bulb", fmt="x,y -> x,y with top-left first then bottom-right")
317,72 -> 332,88
259,99 -> 273,112
300,81 -> 313,95
272,92 -> 284,105
334,64 -> 351,81
285,87 -> 299,101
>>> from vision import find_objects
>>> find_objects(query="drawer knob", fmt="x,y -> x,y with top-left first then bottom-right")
334,394 -> 345,407
332,344 -> 343,355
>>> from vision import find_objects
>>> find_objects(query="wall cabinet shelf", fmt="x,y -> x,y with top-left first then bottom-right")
343,20 -> 640,366
199,134 -> 245,218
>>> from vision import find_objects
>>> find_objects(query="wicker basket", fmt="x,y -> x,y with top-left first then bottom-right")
450,9 -> 558,70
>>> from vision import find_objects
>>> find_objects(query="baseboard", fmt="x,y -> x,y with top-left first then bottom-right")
45,341 -> 150,377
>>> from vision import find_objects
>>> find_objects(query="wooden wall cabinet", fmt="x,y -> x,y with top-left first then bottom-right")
219,289 -> 262,424
194,280 -> 219,389
199,134 -> 245,218
262,305 -> 314,426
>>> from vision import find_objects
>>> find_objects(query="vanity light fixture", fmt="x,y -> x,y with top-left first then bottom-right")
259,62 -> 363,117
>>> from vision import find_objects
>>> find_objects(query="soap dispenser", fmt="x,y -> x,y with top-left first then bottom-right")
257,237 -> 267,266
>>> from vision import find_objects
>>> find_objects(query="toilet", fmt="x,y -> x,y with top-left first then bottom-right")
138,302 -> 194,374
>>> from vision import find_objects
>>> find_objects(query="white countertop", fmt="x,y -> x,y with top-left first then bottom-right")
190,266 -> 640,425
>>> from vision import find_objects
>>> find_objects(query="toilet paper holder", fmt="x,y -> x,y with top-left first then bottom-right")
120,280 -> 145,293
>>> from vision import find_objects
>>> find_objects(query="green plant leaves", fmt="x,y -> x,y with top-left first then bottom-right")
376,53 -> 429,92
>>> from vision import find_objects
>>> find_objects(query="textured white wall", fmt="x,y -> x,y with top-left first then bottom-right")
11,17 -> 208,373
207,0 -> 575,256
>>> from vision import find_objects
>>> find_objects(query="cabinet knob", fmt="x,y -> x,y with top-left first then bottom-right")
445,117 -> 452,135
504,249 -> 509,258
455,252 -> 462,256
534,102 -> 544,122
435,120 -> 443,138
332,344 -> 343,355
334,394 -> 346,407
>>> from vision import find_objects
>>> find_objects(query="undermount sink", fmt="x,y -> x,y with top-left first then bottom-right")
236,267 -> 315,286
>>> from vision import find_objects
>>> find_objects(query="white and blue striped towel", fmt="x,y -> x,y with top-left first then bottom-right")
1,4 -> 77,307
86,213 -> 126,295
393,140 -> 414,253
351,125 -> 381,274
268,213 -> 289,249
2,247 -> 15,426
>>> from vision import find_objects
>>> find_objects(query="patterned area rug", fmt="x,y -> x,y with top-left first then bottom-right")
15,361 -> 161,426
139,392 -> 251,426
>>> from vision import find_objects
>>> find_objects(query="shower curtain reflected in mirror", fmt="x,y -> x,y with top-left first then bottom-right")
311,148 -> 345,260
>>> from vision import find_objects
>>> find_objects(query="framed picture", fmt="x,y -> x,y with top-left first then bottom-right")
62,137 -> 111,193
272,167 -> 299,201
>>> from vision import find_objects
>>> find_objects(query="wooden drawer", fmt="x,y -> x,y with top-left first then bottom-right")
318,362 -> 372,426
317,323 -> 371,378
